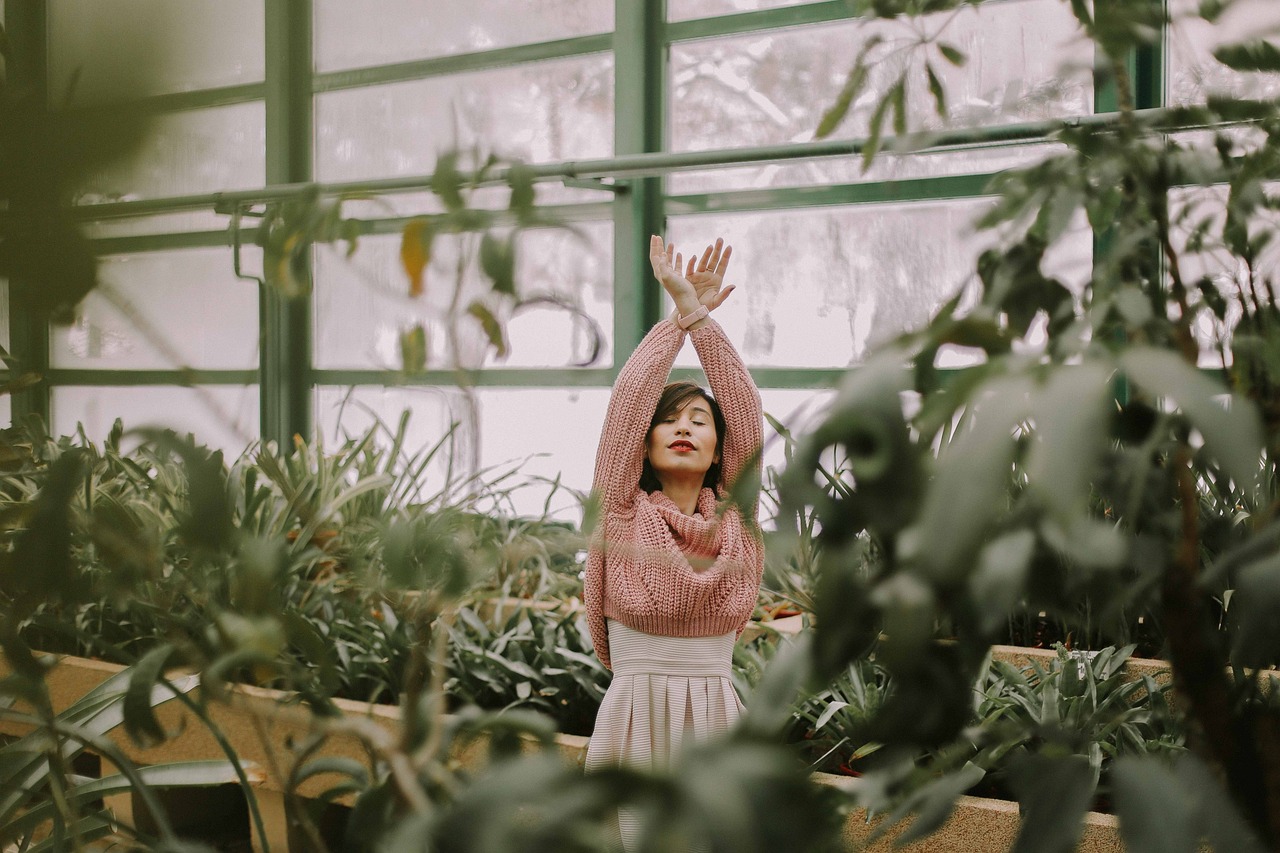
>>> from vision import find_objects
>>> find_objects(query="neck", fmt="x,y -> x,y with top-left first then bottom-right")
659,475 -> 704,516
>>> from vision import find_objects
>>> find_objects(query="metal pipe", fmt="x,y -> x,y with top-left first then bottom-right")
69,106 -> 1212,221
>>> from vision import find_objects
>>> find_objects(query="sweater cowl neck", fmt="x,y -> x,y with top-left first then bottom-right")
648,487 -> 721,555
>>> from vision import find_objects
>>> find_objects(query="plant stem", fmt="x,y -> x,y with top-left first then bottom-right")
1164,445 -> 1272,843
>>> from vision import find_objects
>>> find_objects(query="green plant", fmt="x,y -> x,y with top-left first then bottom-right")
443,603 -> 609,737
774,0 -> 1280,849
948,646 -> 1182,797
759,413 -> 878,619
0,658 -> 261,851
790,657 -> 890,776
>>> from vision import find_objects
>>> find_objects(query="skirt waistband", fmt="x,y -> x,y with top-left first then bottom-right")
607,620 -> 735,678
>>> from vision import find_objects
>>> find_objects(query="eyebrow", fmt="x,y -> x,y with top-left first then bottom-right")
686,406 -> 711,417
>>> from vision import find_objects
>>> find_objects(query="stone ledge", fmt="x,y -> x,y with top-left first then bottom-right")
1,652 -> 1126,852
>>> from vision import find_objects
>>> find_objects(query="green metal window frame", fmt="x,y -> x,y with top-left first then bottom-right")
7,0 -> 1169,448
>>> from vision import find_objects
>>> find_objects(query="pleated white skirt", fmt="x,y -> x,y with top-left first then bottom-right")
585,620 -> 744,849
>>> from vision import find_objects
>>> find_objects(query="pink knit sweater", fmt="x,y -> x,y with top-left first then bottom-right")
583,318 -> 764,670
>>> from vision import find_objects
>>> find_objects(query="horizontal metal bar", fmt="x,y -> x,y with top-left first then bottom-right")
667,171 -> 1002,215
350,201 -> 617,237
44,369 -> 260,386
83,176 -> 997,255
665,0 -> 1024,42
60,82 -> 267,116
47,364 -> 895,391
313,367 -> 615,387
65,107 -> 1191,222
666,0 -> 856,42
314,33 -> 613,93
314,365 -> 851,389
83,203 -> 616,255
89,229 -> 232,256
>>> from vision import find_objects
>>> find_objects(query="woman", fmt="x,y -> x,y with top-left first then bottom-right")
583,234 -> 764,847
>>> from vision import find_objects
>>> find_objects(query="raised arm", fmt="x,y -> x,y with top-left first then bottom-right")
692,321 -> 762,511
651,235 -> 761,502
680,239 -> 762,512
590,319 -> 683,513
591,236 -> 739,511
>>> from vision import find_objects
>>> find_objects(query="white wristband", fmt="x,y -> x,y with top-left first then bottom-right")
677,305 -> 709,330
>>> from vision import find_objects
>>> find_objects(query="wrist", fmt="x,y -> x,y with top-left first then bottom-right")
672,292 -> 702,316
677,304 -> 710,331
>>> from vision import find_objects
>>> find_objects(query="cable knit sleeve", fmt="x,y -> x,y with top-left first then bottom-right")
585,318 -> 684,670
591,319 -> 684,513
690,319 -> 763,520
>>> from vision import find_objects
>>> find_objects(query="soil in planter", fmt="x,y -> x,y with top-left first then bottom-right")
1002,611 -> 1167,661
132,783 -> 252,852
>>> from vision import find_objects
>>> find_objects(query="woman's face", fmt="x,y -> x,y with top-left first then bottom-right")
645,397 -> 720,482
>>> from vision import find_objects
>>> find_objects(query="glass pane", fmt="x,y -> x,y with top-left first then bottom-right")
669,2 -> 1090,154
1169,184 -> 1280,368
315,0 -> 613,72
314,221 -> 613,370
668,141 -> 1064,194
52,385 -> 260,457
74,102 -> 266,202
314,384 -> 609,520
1167,0 -> 1280,105
51,248 -> 260,370
669,0 -> 815,21
474,387 -> 609,519
49,0 -> 265,104
504,223 -> 614,368
666,200 -> 1083,368
315,384 -> 458,465
757,386 -> 835,522
315,56 -> 614,183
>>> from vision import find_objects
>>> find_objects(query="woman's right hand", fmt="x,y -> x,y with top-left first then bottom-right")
649,235 -> 698,305
649,236 -> 736,330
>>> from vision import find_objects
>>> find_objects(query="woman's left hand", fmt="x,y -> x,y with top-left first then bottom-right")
684,238 -> 735,311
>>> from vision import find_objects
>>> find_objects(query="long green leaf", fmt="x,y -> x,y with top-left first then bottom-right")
1120,347 -> 1263,497
0,761 -> 244,845
124,643 -> 176,748
1112,756 -> 1197,853
1009,753 -> 1097,853
1213,40 -> 1280,72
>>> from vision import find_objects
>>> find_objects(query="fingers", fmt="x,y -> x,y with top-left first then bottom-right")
648,236 -> 667,271
714,244 -> 732,278
710,284 -> 736,310
685,253 -> 696,278
698,240 -> 716,273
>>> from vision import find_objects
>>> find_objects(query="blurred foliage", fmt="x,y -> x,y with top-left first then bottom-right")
235,147 -> 603,374
0,415 -> 584,703
0,21 -> 156,331
0,416 -> 840,850
783,0 -> 1280,848
0,662 -> 249,853
13,0 -> 1280,849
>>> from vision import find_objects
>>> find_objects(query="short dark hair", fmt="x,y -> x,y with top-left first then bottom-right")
639,381 -> 726,494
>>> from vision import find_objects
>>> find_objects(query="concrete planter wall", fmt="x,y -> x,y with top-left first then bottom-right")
0,650 -> 1138,852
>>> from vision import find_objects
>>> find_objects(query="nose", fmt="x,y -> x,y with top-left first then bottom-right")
675,422 -> 691,435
